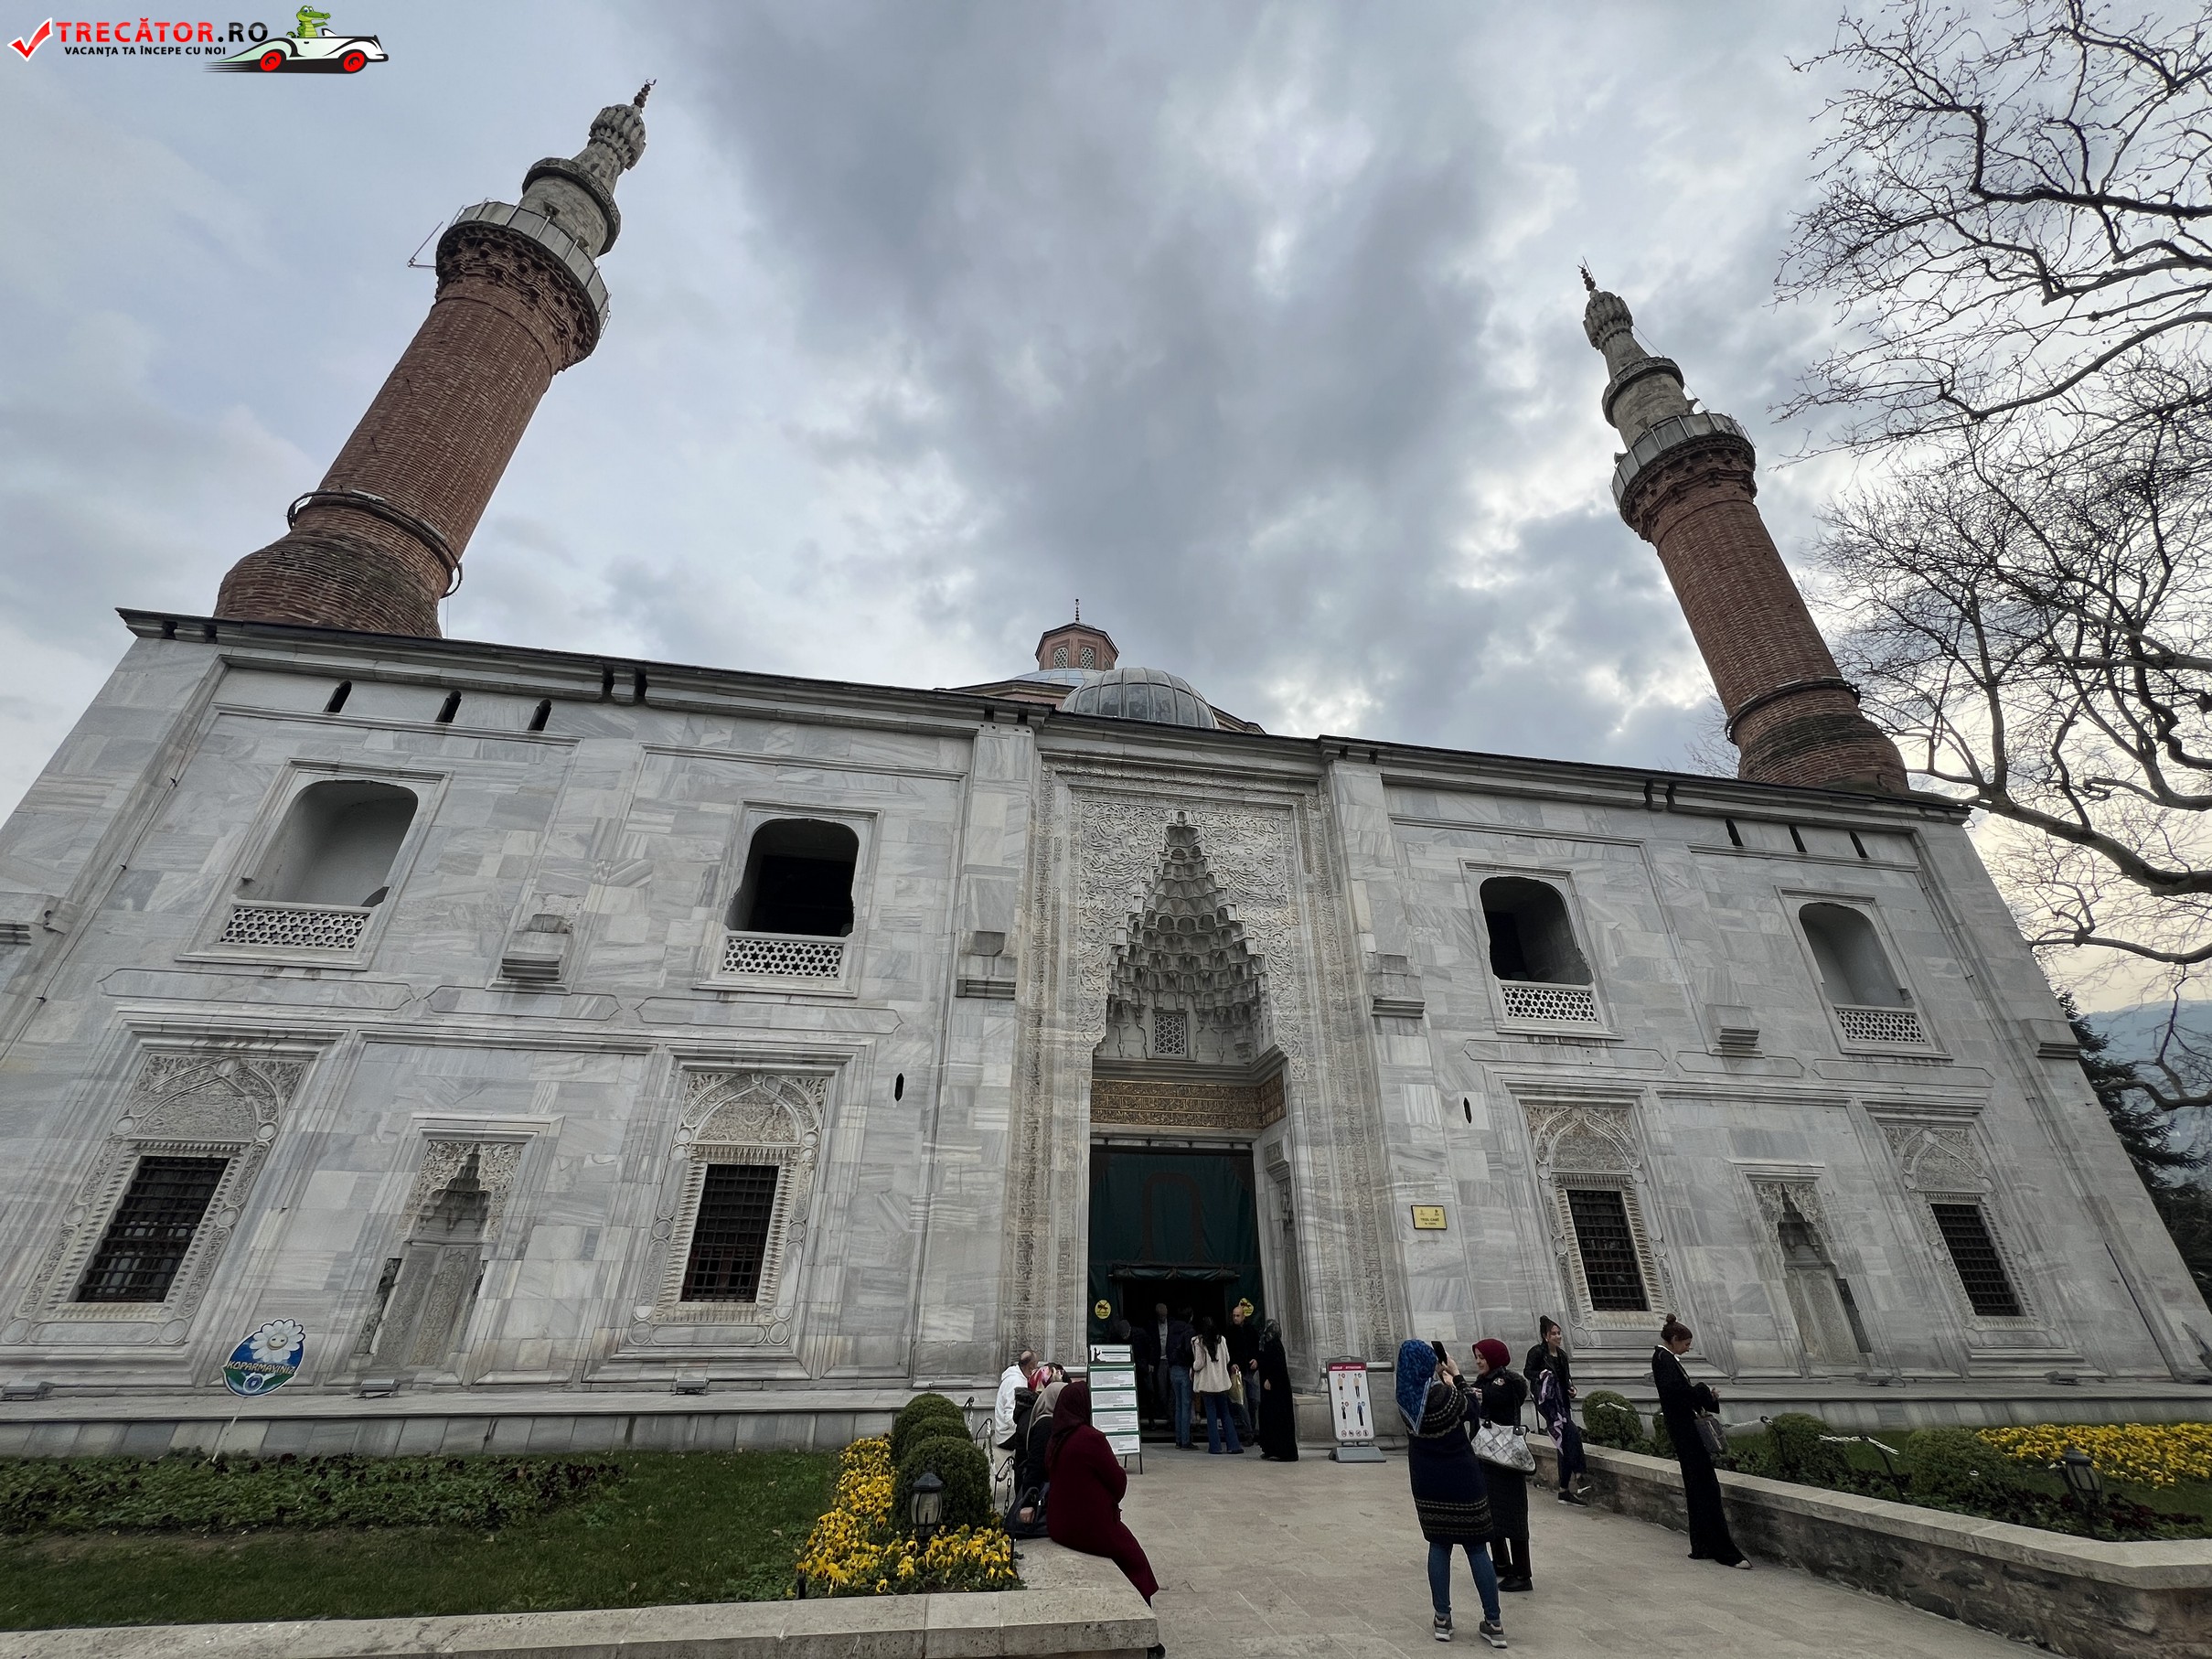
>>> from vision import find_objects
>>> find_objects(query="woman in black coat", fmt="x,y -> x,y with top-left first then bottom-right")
1255,1318 -> 1299,1461
1470,1338 -> 1532,1592
1525,1315 -> 1588,1504
1652,1317 -> 1749,1568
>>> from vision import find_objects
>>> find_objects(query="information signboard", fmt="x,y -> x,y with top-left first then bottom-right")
1087,1343 -> 1143,1469
1326,1355 -> 1386,1462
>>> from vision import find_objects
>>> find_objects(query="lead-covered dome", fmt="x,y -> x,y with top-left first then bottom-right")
1061,666 -> 1219,730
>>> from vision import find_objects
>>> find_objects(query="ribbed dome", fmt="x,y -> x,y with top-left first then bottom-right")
1061,666 -> 1219,730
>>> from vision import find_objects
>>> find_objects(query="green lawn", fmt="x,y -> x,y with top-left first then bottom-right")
0,1450 -> 837,1630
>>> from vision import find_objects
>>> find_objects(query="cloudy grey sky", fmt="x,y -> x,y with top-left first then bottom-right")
0,0 -> 1876,818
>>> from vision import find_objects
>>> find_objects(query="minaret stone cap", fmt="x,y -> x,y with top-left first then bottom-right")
1582,278 -> 1697,443
519,82 -> 652,258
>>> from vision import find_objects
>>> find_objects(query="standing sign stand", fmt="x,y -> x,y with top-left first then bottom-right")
1088,1343 -> 1144,1473
1326,1355 -> 1386,1462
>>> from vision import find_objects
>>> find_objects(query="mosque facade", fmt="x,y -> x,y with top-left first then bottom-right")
0,96 -> 2204,1450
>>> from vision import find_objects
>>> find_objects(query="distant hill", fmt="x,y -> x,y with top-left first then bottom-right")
2086,999 -> 2212,1171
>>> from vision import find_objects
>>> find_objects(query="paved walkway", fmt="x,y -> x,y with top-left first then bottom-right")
1117,1447 -> 2029,1657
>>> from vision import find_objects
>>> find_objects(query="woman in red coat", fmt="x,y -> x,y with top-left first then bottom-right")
1044,1379 -> 1159,1603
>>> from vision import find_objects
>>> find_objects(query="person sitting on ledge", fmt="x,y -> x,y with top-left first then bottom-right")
1044,1379 -> 1160,1606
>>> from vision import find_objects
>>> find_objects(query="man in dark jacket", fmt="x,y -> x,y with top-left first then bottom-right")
1130,1308 -> 1160,1426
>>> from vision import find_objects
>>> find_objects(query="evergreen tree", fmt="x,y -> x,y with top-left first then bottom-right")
2065,992 -> 2212,1302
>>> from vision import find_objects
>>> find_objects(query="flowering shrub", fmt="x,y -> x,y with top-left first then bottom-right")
1979,1422 -> 2212,1490
793,1437 -> 1019,1597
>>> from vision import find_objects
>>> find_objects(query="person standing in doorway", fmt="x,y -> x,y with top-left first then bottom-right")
1255,1316 -> 1299,1461
1470,1338 -> 1532,1593
1190,1316 -> 1245,1453
1395,1341 -> 1505,1648
1653,1316 -> 1749,1569
1226,1300 -> 1261,1440
1131,1309 -> 1161,1428
1166,1305 -> 1196,1450
1524,1317 -> 1588,1504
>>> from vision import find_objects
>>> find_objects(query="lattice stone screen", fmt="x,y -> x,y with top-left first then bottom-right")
1152,1009 -> 1189,1056
1499,981 -> 1600,1024
1836,1004 -> 1927,1046
720,931 -> 845,979
217,902 -> 371,951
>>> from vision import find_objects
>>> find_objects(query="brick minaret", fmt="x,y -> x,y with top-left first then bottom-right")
1583,275 -> 1907,793
216,88 -> 653,637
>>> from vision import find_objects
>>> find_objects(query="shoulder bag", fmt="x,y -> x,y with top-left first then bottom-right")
1471,1417 -> 1536,1472
1693,1411 -> 1727,1460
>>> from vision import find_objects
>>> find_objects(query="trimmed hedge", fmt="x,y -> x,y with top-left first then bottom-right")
890,1394 -> 971,1464
1760,1412 -> 1847,1486
1581,1390 -> 1642,1451
1907,1428 -> 2030,1506
892,1433 -> 994,1533
0,1452 -> 619,1536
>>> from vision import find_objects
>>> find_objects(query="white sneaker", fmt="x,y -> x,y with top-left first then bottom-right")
1478,1621 -> 1508,1649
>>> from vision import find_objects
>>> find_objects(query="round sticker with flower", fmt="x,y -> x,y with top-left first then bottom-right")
222,1318 -> 306,1397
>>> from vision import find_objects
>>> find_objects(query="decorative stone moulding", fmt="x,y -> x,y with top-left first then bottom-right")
1499,980 -> 1601,1025
718,931 -> 845,980
216,901 -> 372,953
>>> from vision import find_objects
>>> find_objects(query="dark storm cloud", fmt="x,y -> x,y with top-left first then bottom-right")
647,0 -> 1830,757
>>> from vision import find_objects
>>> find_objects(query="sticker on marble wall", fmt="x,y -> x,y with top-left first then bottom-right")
222,1318 -> 305,1397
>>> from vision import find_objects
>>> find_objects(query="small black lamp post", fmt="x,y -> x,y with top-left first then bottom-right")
2057,1446 -> 2105,1536
910,1470 -> 946,1543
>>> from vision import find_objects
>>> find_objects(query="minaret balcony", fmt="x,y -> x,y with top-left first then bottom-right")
1609,409 -> 1752,509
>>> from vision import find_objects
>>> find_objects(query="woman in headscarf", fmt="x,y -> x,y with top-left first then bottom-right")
1396,1341 -> 1506,1649
1043,1379 -> 1160,1604
1524,1316 -> 1588,1505
1255,1318 -> 1298,1461
1470,1338 -> 1532,1594
1653,1316 -> 1749,1569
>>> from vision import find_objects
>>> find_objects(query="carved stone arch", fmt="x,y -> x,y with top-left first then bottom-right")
1002,773 -> 1400,1365
13,1044 -> 311,1341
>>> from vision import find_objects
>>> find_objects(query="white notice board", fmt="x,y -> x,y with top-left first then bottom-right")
1088,1343 -> 1142,1466
1325,1356 -> 1384,1460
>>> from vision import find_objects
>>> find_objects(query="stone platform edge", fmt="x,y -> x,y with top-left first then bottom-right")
0,1538 -> 1156,1659
1538,1442 -> 2212,1659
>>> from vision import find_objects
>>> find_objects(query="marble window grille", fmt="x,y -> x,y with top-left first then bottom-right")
198,765 -> 439,965
716,817 -> 860,987
16,1049 -> 306,1335
1479,874 -> 1603,1028
647,1071 -> 827,1334
1798,901 -> 1930,1048
1521,1097 -> 1665,1328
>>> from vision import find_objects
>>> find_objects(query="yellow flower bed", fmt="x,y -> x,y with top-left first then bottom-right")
793,1437 -> 1020,1597
1979,1423 -> 2212,1490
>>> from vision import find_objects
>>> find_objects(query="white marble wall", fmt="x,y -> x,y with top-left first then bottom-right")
0,615 -> 2201,1418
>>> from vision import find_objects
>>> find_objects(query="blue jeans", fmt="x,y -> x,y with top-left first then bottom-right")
1170,1366 -> 1193,1448
1201,1390 -> 1243,1453
1427,1539 -> 1501,1626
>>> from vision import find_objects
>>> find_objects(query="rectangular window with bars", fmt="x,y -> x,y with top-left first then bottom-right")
1565,1187 -> 1650,1311
679,1162 -> 782,1302
75,1155 -> 229,1303
1929,1202 -> 2023,1317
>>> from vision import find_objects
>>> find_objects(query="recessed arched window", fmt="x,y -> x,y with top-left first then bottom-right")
1480,877 -> 1591,986
1053,644 -> 1070,668
254,780 -> 417,907
1078,644 -> 1096,668
1799,903 -> 1906,1007
729,819 -> 859,937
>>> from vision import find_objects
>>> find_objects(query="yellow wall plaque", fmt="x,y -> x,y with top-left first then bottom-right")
1410,1204 -> 1448,1230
